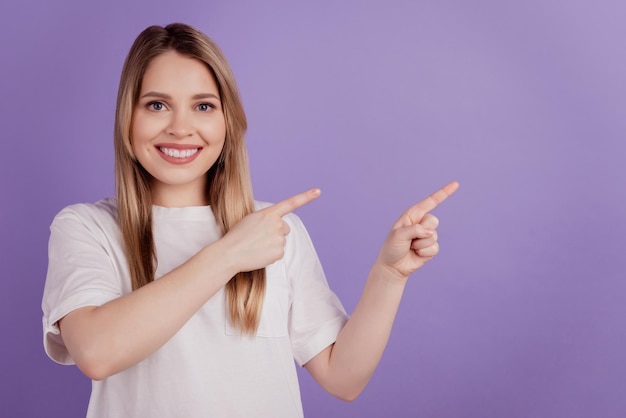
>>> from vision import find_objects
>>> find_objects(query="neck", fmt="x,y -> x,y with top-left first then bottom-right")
150,180 -> 209,207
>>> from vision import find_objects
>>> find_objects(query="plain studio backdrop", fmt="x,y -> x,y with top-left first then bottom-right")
1,1 -> 624,417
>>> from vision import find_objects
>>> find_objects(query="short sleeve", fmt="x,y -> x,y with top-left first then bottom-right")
283,214 -> 348,366
41,205 -> 123,365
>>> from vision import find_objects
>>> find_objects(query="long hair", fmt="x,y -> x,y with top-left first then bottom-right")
114,23 -> 265,334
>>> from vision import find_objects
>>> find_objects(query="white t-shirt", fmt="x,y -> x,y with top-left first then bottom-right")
42,198 -> 348,418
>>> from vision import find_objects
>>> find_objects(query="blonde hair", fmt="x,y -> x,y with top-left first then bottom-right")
114,23 -> 265,334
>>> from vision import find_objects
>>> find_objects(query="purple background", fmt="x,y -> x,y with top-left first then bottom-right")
1,0 -> 625,417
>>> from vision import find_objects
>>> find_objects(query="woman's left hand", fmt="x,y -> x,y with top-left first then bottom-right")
376,181 -> 459,280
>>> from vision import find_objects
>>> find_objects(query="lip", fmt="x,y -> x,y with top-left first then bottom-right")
155,144 -> 203,165
156,143 -> 202,150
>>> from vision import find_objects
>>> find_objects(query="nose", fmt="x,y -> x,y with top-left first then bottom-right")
166,110 -> 194,138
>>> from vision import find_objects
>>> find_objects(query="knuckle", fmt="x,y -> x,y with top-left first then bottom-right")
272,246 -> 285,262
422,214 -> 439,228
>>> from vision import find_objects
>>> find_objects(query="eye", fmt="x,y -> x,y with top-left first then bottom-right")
196,102 -> 215,112
147,101 -> 165,111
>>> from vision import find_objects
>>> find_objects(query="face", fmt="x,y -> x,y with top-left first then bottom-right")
131,50 -> 226,206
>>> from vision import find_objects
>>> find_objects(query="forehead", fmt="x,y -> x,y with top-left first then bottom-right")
140,50 -> 219,95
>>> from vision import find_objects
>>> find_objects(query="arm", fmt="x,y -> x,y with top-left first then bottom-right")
305,181 -> 459,401
59,188 -> 320,381
60,240 -> 237,380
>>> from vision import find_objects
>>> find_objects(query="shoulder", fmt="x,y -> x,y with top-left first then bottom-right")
53,198 -> 117,224
47,198 -> 123,260
50,198 -> 119,239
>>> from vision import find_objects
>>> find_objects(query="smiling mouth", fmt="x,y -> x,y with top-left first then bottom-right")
158,146 -> 200,158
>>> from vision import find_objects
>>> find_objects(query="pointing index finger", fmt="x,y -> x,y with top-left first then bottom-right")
265,188 -> 321,217
404,181 -> 460,225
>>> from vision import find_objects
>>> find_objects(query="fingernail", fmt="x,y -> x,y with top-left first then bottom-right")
425,228 -> 434,235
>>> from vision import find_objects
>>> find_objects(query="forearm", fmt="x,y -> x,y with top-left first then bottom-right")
60,240 -> 237,380
308,263 -> 407,400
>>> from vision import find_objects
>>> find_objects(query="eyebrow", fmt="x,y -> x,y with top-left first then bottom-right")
140,92 -> 220,100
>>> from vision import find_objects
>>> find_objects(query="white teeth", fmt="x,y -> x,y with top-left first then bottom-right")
159,147 -> 199,158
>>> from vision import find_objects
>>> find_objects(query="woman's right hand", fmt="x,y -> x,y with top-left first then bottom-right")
221,188 -> 321,272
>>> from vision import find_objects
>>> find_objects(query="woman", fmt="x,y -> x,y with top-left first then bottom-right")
42,23 -> 458,417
